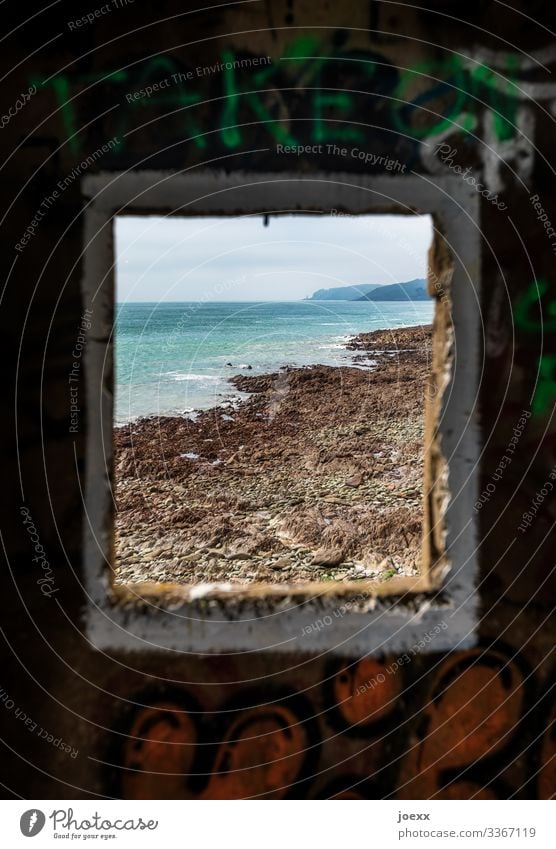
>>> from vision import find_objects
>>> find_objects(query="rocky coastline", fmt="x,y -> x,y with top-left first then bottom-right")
114,324 -> 432,585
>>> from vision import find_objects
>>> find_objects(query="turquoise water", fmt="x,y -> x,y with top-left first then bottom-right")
115,300 -> 434,423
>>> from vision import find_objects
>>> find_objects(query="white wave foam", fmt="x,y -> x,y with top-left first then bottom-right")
167,372 -> 220,382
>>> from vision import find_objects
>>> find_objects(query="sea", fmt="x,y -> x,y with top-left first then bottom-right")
115,300 -> 434,424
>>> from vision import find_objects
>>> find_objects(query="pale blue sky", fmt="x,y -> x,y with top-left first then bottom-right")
115,214 -> 432,302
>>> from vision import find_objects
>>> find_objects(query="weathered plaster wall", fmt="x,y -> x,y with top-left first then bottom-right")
1,0 -> 554,798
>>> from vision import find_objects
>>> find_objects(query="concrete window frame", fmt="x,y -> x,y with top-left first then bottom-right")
81,170 -> 480,656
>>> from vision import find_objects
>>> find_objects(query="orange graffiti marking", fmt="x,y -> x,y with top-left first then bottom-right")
334,657 -> 402,729
398,648 -> 525,798
202,703 -> 311,799
120,701 -> 197,800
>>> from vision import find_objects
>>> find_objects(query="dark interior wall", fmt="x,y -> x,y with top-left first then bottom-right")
1,0 -> 554,798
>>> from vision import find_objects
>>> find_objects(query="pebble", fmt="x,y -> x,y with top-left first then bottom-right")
270,558 -> 291,570
311,548 -> 344,567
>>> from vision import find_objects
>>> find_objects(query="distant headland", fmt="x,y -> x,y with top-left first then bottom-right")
306,278 -> 429,301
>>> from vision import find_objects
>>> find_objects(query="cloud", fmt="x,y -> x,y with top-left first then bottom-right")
115,214 -> 432,302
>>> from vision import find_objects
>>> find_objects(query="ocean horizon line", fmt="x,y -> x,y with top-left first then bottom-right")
115,298 -> 425,304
